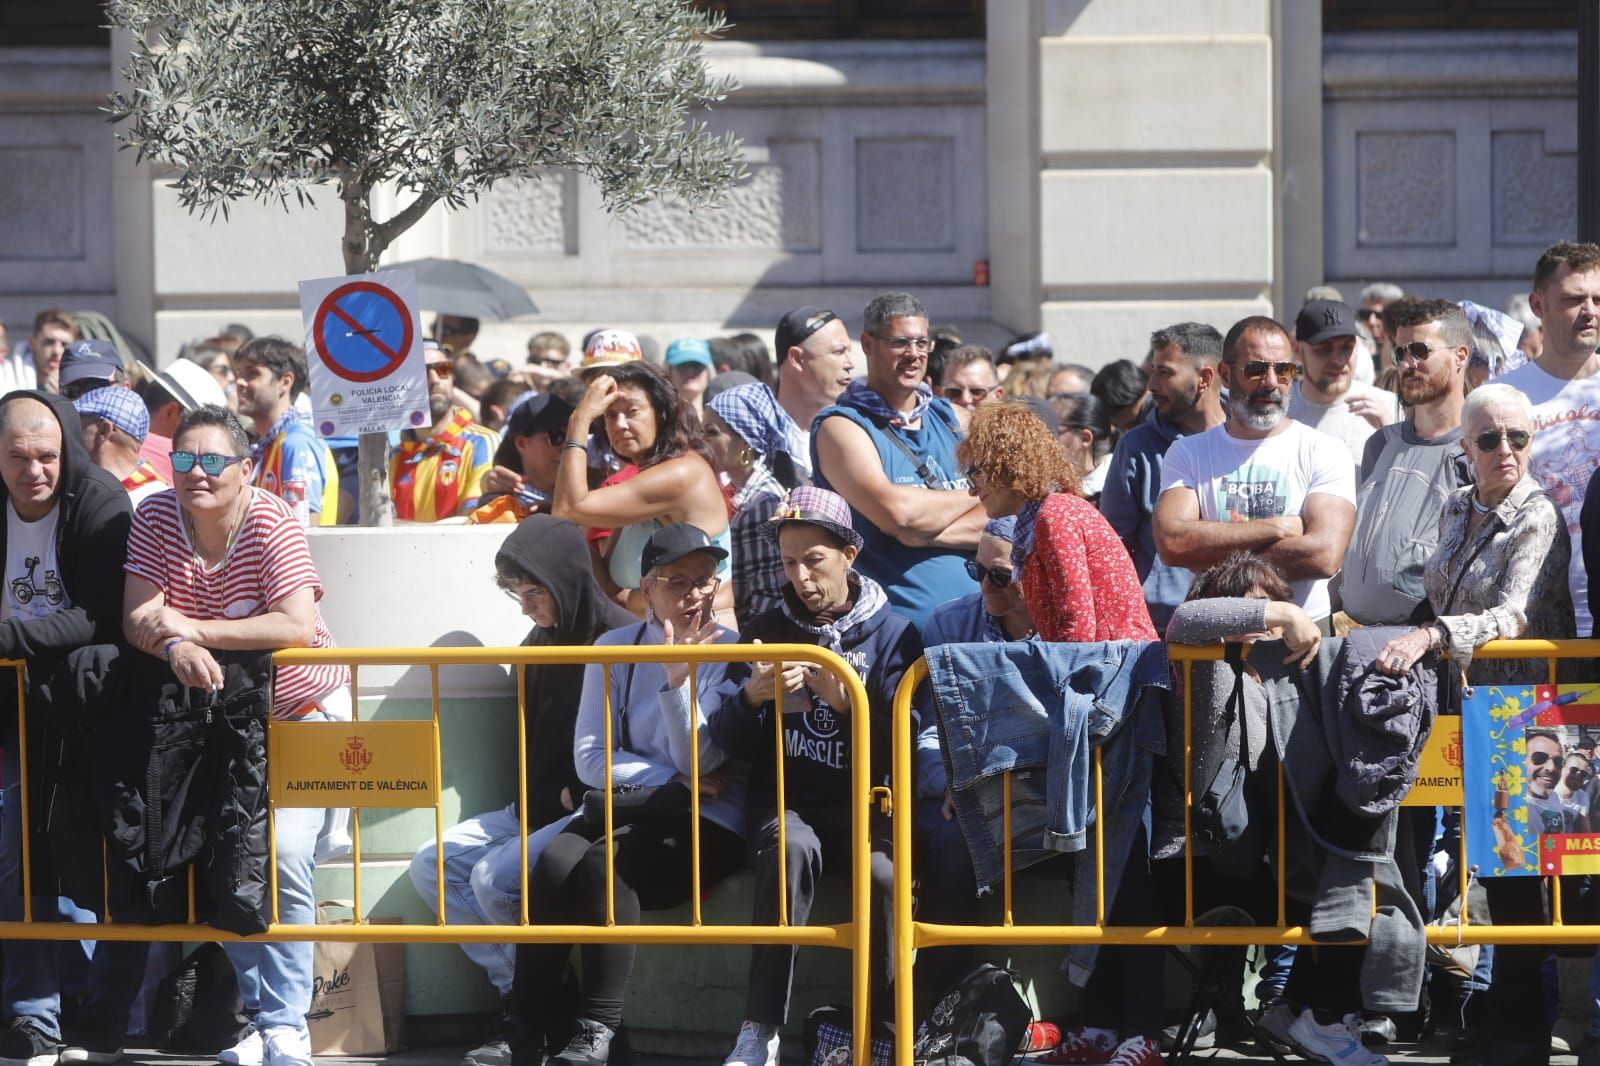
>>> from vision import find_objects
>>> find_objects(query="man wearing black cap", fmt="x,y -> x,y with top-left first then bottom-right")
56,341 -> 126,401
772,306 -> 856,479
1287,299 -> 1397,468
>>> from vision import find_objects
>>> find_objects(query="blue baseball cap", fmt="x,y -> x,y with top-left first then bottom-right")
59,339 -> 124,389
664,337 -> 713,371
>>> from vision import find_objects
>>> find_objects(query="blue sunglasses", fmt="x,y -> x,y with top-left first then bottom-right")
171,450 -> 247,476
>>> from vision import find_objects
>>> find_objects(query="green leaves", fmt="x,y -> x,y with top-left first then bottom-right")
107,0 -> 746,262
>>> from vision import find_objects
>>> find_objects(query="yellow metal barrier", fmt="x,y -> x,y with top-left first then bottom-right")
891,639 -> 1600,1065
0,644 -> 878,1064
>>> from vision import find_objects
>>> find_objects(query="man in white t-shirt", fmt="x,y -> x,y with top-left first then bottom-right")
1498,240 -> 1600,635
1154,316 -> 1357,624
1286,299 -> 1398,470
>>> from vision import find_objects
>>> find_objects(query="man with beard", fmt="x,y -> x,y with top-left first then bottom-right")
1287,299 -> 1398,469
1525,732 -> 1570,835
1153,316 -> 1356,628
388,341 -> 501,521
1100,322 -> 1226,632
812,292 -> 984,628
1337,299 -> 1472,627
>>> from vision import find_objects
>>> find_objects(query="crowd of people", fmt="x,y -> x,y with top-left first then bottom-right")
0,238 -> 1595,1066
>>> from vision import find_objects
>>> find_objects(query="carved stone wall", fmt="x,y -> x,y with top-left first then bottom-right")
1323,30 -> 1577,304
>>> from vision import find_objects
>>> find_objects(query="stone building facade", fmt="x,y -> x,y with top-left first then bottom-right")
0,1 -> 1580,367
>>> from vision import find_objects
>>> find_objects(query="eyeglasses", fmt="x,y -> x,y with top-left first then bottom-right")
1471,429 -> 1531,452
964,559 -> 1013,588
171,451 -> 247,476
1567,767 -> 1592,782
1357,308 -> 1384,321
1392,342 -> 1450,367
961,465 -> 985,483
545,428 -> 567,447
1530,750 -> 1560,766
877,335 -> 932,355
528,355 -> 568,370
649,574 -> 721,598
1236,360 -> 1297,382
942,385 -> 991,402
61,379 -> 115,401
498,581 -> 550,608
426,362 -> 454,379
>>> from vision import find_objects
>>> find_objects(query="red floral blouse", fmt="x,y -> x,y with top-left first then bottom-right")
1019,492 -> 1157,643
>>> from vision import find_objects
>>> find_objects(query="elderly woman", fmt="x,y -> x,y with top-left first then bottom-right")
123,405 -> 349,1066
554,361 -> 734,622
1376,382 -> 1573,1066
958,398 -> 1156,643
703,383 -> 806,629
1375,381 -> 1573,684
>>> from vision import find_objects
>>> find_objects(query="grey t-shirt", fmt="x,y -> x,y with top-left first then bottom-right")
1340,421 -> 1471,626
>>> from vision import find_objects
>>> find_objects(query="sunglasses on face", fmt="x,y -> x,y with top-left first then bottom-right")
1392,342 -> 1449,367
1530,750 -> 1561,766
942,385 -> 991,402
1357,308 -> 1383,321
1471,429 -> 1531,452
171,451 -> 247,476
964,559 -> 1014,588
1568,767 -> 1592,782
1235,360 -> 1297,383
426,362 -> 454,379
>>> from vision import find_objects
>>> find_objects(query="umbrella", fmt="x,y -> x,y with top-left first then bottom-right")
382,257 -> 539,321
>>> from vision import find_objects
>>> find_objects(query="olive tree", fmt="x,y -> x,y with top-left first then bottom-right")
108,0 -> 743,524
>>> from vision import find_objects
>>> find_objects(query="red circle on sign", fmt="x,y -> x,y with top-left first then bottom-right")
311,281 -> 416,383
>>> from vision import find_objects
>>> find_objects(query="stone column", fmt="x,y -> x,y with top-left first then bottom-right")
987,0 -> 1279,361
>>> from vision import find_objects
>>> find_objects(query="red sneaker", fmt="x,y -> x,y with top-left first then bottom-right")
1034,1026 -> 1118,1065
1020,1021 -> 1061,1056
1105,1035 -> 1162,1066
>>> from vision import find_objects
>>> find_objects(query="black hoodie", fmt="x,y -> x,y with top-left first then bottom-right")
0,390 -> 132,667
496,514 -> 636,827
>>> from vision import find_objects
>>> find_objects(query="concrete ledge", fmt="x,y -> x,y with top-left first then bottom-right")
1324,30 -> 1577,100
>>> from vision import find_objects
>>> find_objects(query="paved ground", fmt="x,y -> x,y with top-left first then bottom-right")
107,1040 -> 1583,1065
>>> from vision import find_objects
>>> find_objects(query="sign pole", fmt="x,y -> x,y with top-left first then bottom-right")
359,433 -> 395,526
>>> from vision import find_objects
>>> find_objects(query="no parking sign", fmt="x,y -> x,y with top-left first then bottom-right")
300,270 -> 429,436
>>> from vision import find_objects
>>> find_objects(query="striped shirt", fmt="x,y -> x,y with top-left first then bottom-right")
125,487 -> 348,718
388,407 -> 499,521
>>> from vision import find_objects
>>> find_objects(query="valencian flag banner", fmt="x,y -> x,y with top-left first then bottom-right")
1464,683 -> 1600,877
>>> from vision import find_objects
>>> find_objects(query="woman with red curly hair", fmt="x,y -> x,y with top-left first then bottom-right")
959,398 -> 1163,1064
958,400 -> 1156,644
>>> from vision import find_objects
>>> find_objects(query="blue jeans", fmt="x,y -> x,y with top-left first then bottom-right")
408,803 -> 575,996
0,747 -> 147,1038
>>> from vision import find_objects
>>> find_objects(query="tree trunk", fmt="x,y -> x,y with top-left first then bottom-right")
339,173 -> 395,527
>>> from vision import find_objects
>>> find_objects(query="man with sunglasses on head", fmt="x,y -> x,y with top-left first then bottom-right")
812,292 -> 985,629
1153,316 -> 1357,632
387,341 -> 501,521
771,305 -> 856,483
1287,299 -> 1398,470
1338,299 -> 1473,629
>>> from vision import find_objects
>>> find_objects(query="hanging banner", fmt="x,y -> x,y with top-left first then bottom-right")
1463,682 -> 1600,877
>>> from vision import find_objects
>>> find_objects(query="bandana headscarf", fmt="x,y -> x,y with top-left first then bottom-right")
708,382 -> 798,464
840,378 -> 933,428
1010,497 -> 1046,569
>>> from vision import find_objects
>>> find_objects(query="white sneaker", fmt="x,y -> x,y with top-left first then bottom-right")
1285,1010 -> 1388,1065
217,1031 -> 263,1066
723,1021 -> 779,1066
261,1027 -> 314,1066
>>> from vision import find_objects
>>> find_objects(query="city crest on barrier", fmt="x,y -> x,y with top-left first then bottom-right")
340,736 -> 373,774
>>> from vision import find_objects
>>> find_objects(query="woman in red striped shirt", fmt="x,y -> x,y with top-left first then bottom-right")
123,405 -> 347,1066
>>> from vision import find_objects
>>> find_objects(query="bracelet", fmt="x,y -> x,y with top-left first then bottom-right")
164,636 -> 190,663
562,439 -> 588,452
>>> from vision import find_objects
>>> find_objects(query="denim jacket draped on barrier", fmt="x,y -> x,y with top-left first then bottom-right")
926,640 -> 1170,985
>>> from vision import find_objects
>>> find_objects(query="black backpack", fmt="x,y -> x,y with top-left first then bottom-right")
914,964 -> 1032,1066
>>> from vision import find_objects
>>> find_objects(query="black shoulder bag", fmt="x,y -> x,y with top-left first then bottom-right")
1193,644 -> 1268,870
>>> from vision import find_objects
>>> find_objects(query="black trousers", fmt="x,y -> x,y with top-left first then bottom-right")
744,806 -> 895,1025
510,813 -> 744,1032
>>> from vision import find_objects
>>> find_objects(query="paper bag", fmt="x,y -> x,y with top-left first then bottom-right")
307,900 -> 406,1055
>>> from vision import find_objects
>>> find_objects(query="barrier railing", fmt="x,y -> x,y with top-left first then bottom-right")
890,638 -> 1600,1066
0,643 -> 878,1064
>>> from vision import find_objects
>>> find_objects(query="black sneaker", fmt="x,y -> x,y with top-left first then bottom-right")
0,1020 -> 60,1066
549,1019 -> 614,1066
